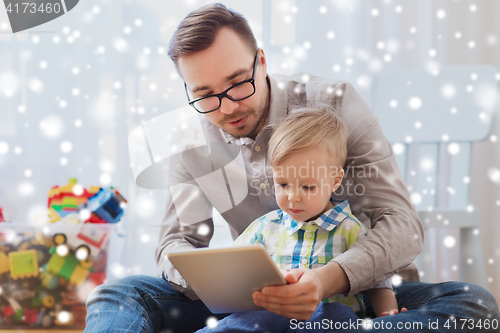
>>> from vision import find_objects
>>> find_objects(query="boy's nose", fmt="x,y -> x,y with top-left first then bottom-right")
287,191 -> 301,202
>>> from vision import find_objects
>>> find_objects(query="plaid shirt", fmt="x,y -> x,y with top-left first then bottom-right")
233,198 -> 371,316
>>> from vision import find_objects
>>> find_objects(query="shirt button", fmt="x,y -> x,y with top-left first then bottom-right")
255,145 -> 261,152
306,232 -> 312,238
302,259 -> 307,265
259,183 -> 266,189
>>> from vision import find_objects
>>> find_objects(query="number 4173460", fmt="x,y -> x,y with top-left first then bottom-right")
6,2 -> 62,14
444,318 -> 498,330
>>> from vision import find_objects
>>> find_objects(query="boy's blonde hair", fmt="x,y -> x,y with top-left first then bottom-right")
268,105 -> 348,168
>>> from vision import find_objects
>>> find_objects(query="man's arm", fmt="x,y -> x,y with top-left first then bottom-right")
155,134 -> 216,300
253,213 -> 367,319
325,80 -> 424,295
155,186 -> 214,300
254,78 -> 423,318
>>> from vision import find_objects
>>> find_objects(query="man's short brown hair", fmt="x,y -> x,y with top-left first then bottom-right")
168,3 -> 257,66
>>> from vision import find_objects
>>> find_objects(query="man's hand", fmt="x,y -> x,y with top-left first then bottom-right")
252,268 -> 324,320
253,261 -> 350,320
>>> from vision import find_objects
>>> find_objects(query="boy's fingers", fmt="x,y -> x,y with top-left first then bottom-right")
380,309 -> 401,316
381,308 -> 408,316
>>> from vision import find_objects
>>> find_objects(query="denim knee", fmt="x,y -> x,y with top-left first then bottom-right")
464,283 -> 500,319
443,281 -> 500,320
84,276 -> 157,333
86,275 -> 143,308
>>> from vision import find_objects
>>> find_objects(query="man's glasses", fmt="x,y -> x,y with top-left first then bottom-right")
184,51 -> 259,114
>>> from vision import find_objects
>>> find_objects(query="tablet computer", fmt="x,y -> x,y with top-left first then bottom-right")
167,245 -> 287,313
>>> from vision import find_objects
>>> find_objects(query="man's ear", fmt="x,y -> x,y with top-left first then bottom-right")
258,48 -> 267,76
332,168 -> 345,192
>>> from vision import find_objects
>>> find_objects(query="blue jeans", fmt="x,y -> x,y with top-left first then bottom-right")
194,302 -> 360,333
84,276 -> 500,333
357,281 -> 500,333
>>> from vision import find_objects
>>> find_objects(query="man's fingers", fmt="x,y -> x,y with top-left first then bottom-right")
260,282 -> 305,298
283,269 -> 305,284
283,272 -> 299,284
253,292 -> 319,308
253,292 -> 291,305
253,269 -> 322,320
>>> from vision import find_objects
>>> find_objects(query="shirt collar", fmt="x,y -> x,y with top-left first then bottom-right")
281,198 -> 352,235
219,130 -> 254,146
219,74 -> 289,147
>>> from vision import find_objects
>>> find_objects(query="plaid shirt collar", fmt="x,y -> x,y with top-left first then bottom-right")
280,198 -> 352,235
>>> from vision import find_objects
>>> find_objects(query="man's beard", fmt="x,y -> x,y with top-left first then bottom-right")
220,106 -> 266,139
220,81 -> 270,139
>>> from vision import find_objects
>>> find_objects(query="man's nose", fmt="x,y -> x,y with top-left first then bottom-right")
219,97 -> 240,115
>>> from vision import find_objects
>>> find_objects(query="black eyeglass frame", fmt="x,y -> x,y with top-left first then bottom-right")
184,51 -> 259,114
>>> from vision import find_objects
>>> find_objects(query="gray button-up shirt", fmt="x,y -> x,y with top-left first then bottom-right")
155,73 -> 423,300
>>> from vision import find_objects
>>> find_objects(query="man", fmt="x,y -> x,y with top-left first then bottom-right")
85,3 -> 500,333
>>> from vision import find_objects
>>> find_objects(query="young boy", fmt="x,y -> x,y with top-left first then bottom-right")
197,106 -> 406,332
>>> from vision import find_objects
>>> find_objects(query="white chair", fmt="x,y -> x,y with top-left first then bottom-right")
371,65 -> 498,289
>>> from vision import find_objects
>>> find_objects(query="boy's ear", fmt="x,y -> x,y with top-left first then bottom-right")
332,168 -> 345,192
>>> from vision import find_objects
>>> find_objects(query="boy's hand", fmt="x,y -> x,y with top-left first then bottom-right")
381,307 -> 408,316
252,268 -> 323,320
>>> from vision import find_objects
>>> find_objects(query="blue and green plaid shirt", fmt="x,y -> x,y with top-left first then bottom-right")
233,198 -> 387,316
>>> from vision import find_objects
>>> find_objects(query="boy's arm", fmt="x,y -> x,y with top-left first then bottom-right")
366,288 -> 399,317
232,216 -> 266,246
